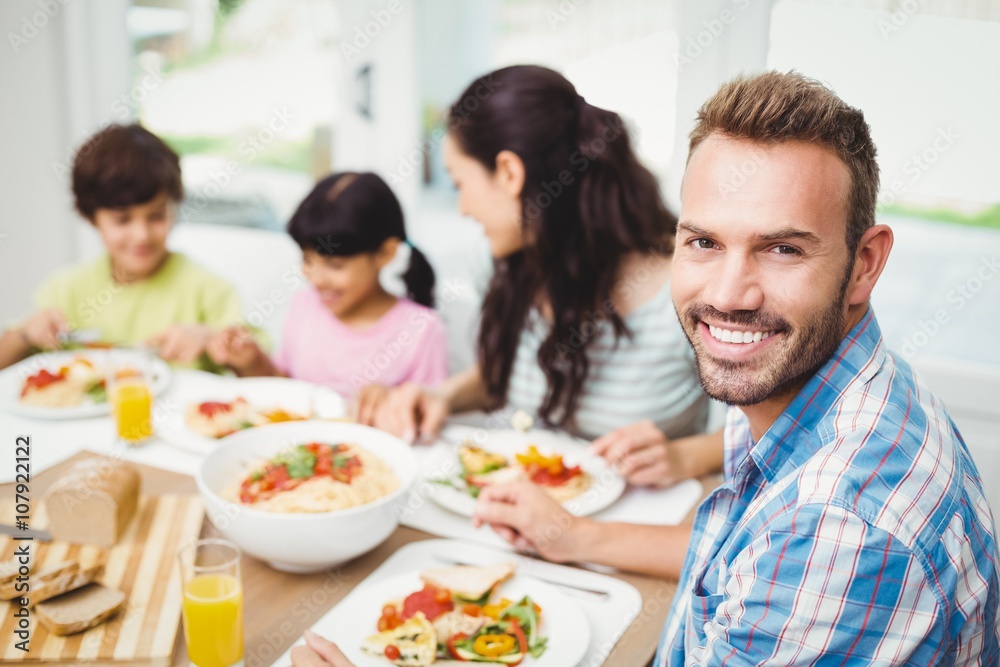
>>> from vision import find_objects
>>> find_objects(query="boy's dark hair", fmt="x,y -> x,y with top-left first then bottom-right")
72,124 -> 183,220
287,172 -> 436,308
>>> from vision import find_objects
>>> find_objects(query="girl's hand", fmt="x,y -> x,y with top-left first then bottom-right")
589,420 -> 689,488
19,308 -> 67,350
354,384 -> 389,426
373,382 -> 449,444
147,324 -> 215,364
290,630 -> 355,666
207,326 -> 262,371
472,482 -> 592,563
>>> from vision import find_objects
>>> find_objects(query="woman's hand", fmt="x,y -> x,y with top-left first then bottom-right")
589,420 -> 689,487
206,326 -> 263,371
290,630 -> 355,666
472,482 -> 594,563
371,382 -> 450,444
147,323 -> 215,364
19,308 -> 67,350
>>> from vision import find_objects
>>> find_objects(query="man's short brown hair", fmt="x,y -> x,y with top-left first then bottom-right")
72,124 -> 183,220
689,71 -> 879,258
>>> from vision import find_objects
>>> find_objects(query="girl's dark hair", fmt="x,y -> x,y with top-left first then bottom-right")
72,124 -> 183,220
448,65 -> 677,427
287,172 -> 435,308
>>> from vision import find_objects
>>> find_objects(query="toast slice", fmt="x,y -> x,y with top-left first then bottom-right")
35,583 -> 126,636
0,560 -> 78,600
419,562 -> 517,602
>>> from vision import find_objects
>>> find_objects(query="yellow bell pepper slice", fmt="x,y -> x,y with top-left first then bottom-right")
473,634 -> 516,657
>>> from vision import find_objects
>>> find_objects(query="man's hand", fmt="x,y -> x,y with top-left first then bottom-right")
472,482 -> 592,563
371,383 -> 449,444
589,420 -> 689,487
206,326 -> 263,371
147,323 -> 215,364
19,308 -> 67,350
290,630 -> 355,666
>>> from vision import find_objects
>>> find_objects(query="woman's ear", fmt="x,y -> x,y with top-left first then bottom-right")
374,237 -> 401,269
494,149 -> 526,200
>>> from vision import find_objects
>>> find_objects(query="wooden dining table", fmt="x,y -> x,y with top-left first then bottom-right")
0,450 -> 719,667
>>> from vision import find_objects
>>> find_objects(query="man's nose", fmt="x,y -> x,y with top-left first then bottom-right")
701,253 -> 764,314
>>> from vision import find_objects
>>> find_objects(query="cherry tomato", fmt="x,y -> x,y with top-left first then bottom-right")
384,645 -> 401,660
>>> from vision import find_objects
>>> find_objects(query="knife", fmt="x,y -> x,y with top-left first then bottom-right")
0,524 -> 52,541
434,554 -> 610,600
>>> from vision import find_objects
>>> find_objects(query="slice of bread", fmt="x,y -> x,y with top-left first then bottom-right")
0,560 -> 78,600
419,562 -> 517,601
0,556 -> 35,586
0,561 -> 103,606
36,583 -> 126,636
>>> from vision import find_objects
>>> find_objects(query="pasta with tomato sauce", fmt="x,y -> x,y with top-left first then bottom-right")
227,442 -> 399,513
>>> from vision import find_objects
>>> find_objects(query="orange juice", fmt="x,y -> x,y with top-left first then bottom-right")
112,381 -> 152,443
182,574 -> 244,667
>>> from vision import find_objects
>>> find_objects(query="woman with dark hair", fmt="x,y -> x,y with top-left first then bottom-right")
358,65 -> 722,488
208,172 -> 449,395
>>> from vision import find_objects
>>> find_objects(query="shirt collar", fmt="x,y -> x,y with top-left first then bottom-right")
738,308 -> 887,484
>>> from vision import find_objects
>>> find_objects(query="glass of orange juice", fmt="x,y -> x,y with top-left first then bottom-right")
108,350 -> 154,446
178,539 -> 244,667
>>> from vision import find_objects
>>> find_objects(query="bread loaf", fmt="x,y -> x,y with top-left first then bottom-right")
36,583 -> 126,636
44,458 -> 141,547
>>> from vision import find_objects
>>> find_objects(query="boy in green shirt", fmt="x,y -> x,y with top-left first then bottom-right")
0,124 -> 247,371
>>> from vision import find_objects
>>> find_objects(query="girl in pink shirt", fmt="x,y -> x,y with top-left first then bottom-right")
208,172 -> 449,396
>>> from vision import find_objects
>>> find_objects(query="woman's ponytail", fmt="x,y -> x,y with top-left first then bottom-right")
402,242 -> 436,308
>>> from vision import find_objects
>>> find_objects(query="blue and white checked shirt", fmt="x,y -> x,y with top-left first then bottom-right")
656,310 -> 1000,665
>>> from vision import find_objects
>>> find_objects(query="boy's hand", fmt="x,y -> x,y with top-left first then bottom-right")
19,308 -> 67,350
206,326 -> 262,371
147,324 -> 215,364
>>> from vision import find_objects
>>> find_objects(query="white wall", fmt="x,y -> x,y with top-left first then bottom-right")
0,0 -> 77,324
0,0 -> 131,325
332,0 -> 420,214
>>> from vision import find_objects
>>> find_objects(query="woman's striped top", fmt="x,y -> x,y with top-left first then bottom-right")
505,279 -> 709,441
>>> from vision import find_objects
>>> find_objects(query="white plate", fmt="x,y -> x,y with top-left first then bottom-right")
305,569 -> 590,667
423,429 -> 626,517
0,350 -> 172,420
158,376 -> 346,453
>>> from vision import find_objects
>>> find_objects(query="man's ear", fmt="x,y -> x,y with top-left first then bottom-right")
374,237 -> 400,269
494,149 -> 526,200
846,224 -> 894,306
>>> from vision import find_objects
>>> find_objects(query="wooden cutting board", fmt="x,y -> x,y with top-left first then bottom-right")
0,492 -> 203,664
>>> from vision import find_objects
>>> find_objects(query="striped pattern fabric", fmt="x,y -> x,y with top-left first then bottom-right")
506,280 -> 709,440
656,310 -> 1000,665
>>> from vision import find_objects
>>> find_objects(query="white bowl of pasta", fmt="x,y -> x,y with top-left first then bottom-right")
196,420 -> 417,573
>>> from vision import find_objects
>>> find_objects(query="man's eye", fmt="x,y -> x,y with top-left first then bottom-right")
692,238 -> 715,250
773,245 -> 799,255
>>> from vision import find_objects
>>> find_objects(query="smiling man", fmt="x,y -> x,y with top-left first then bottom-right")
656,70 -> 1000,665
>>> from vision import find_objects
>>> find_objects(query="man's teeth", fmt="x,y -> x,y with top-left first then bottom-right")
708,325 -> 774,344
